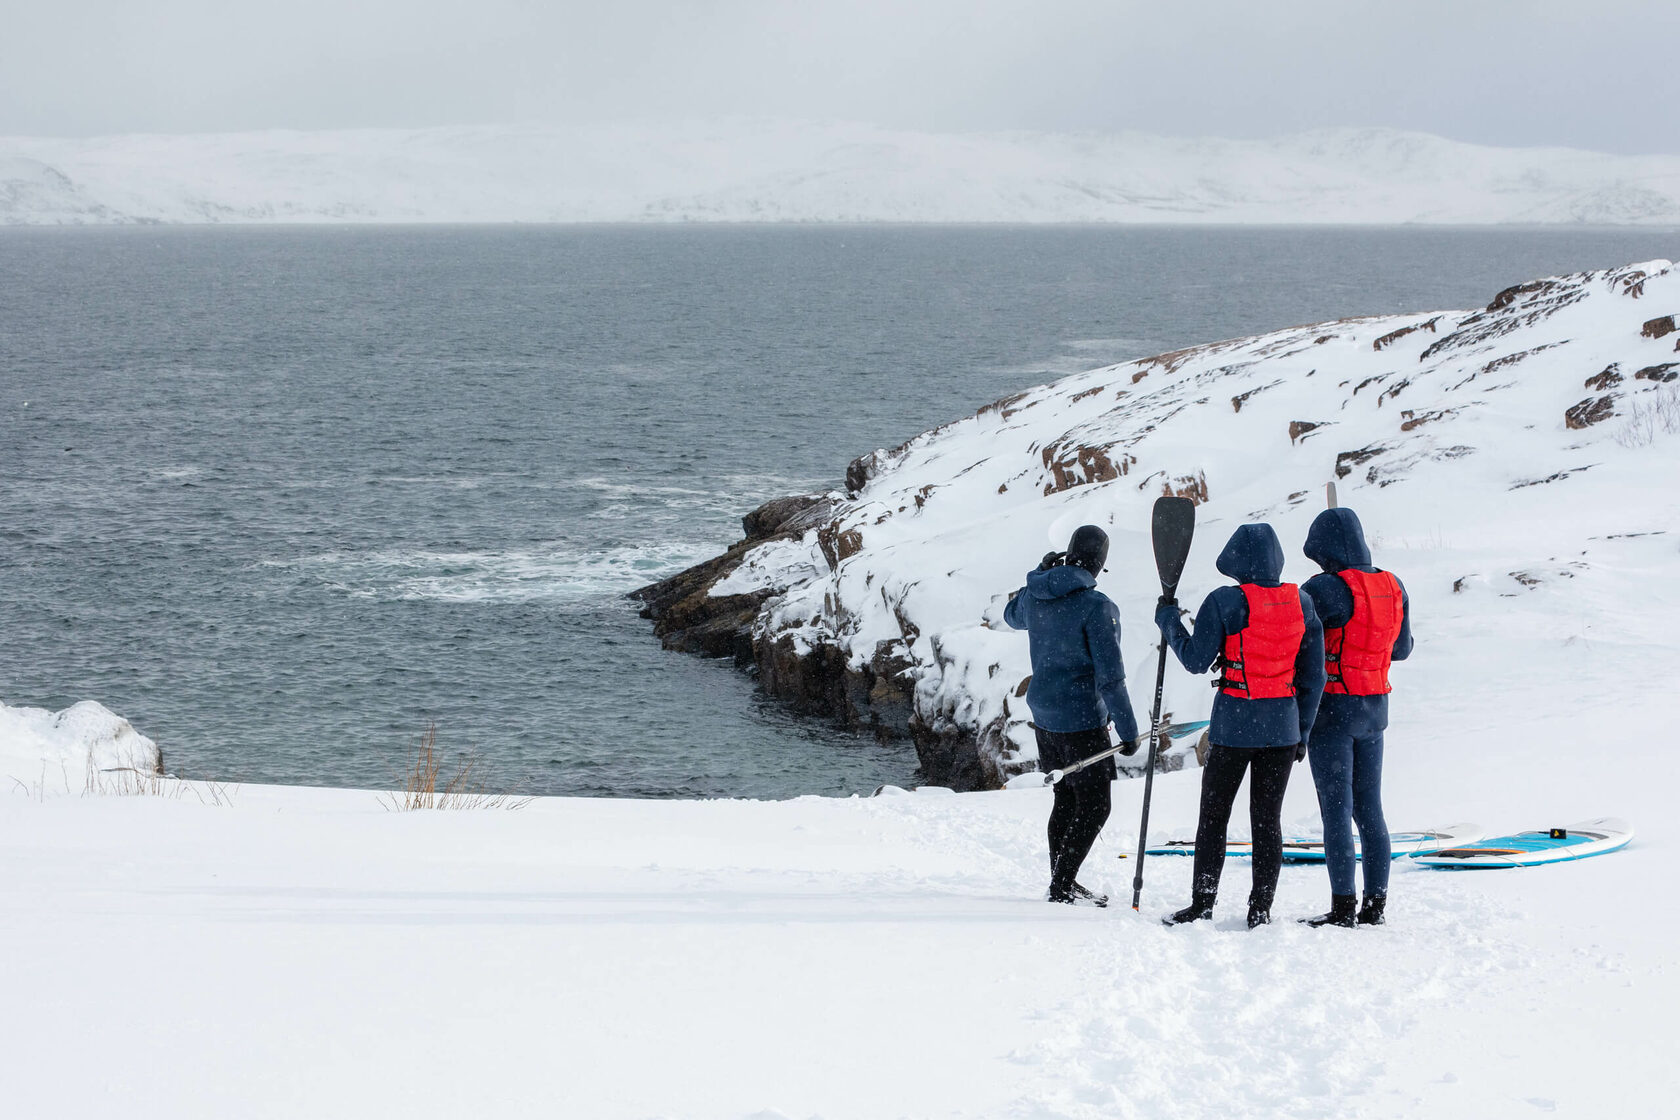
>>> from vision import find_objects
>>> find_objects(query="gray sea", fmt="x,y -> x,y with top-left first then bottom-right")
2,225 -> 1673,797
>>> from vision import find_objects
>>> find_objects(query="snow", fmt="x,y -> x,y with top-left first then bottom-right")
5,259 -> 1680,1116
1,728 -> 1672,1118
4,121 -> 1680,225
0,699 -> 161,785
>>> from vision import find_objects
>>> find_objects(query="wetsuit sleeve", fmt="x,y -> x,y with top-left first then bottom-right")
1003,588 -> 1028,631
1158,592 -> 1225,675
1087,598 -> 1139,742
1391,578 -> 1414,661
1294,591 -> 1327,745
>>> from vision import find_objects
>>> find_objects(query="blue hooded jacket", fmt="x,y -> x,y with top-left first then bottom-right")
1155,523 -> 1326,748
1301,508 -> 1413,741
1004,564 -> 1140,739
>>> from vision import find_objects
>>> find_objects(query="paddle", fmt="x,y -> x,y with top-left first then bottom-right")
1130,495 -> 1197,910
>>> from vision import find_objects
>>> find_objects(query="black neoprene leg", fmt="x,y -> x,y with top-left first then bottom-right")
1246,745 -> 1297,907
1047,784 -> 1077,874
1050,769 -> 1112,891
1191,745 -> 1249,900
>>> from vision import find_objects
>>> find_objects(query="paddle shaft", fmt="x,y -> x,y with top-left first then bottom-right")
1130,626 -> 1171,909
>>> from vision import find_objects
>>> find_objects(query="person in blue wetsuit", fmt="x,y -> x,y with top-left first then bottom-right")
1155,523 -> 1325,929
1005,525 -> 1141,906
1298,508 -> 1413,928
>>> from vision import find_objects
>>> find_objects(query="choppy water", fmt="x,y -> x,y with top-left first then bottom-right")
1,225 -> 1673,796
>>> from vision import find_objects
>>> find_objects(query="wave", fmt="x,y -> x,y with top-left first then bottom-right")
263,542 -> 716,604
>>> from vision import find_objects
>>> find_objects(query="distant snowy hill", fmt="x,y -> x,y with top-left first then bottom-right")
641,260 -> 1680,787
4,121 -> 1680,225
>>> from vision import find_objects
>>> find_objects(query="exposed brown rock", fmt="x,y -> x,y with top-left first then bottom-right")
845,451 -> 881,495
1335,445 -> 1388,479
1486,280 -> 1550,312
740,494 -> 833,540
1635,363 -> 1679,384
1071,385 -> 1106,403
817,521 -> 865,567
1564,395 -> 1616,429
1640,315 -> 1675,340
1289,420 -> 1324,444
1162,470 -> 1209,505
1583,365 -> 1623,391
1372,316 -> 1441,351
1040,440 -> 1134,496
1400,408 -> 1457,432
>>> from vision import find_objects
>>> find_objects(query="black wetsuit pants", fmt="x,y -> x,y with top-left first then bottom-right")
1191,743 -> 1296,907
1037,727 -> 1115,892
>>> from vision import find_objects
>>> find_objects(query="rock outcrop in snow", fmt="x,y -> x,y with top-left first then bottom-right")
0,699 -> 163,784
640,260 -> 1680,789
5,122 -> 1680,225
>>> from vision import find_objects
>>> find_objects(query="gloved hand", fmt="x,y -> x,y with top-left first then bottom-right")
1154,600 -> 1180,632
1294,742 -> 1307,763
1118,737 -> 1143,757
1158,594 -> 1177,607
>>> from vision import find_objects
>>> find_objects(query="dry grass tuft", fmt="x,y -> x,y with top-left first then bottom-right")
80,754 -> 238,805
380,723 -> 532,811
1615,385 -> 1680,447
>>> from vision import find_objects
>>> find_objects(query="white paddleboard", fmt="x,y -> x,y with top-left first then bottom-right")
1143,823 -> 1484,862
1410,817 -> 1632,869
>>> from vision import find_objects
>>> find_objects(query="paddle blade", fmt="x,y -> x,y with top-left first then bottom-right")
1151,496 -> 1196,596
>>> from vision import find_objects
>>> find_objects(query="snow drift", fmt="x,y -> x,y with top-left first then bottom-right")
641,259 -> 1680,787
0,699 -> 163,783
5,122 -> 1680,225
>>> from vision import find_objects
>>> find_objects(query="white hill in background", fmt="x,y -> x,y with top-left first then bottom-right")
4,121 -> 1680,225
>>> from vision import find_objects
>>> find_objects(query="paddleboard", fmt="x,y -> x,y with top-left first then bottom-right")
1410,817 -> 1632,869
1143,823 -> 1484,862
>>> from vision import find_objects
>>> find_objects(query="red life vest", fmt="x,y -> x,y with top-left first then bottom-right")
1324,568 -> 1404,695
1218,583 -> 1305,699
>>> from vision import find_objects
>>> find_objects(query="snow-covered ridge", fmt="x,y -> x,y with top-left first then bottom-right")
691,260 -> 1680,786
5,121 -> 1680,225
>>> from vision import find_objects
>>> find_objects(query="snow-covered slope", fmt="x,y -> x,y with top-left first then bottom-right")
710,260 -> 1680,786
4,122 -> 1680,225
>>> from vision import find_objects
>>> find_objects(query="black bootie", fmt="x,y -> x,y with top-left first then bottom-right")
1071,882 -> 1109,908
1303,894 -> 1358,928
1163,894 -> 1216,926
1357,894 -> 1387,926
1246,897 -> 1272,929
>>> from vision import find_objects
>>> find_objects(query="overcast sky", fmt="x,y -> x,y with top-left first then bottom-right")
2,0 -> 1676,154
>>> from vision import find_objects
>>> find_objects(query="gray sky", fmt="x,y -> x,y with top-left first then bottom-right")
3,0 -> 1676,153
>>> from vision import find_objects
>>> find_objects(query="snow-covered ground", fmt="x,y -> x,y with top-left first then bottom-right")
1,714 -> 1671,1118
4,121 -> 1680,225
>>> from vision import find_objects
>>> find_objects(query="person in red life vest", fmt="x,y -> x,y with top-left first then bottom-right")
1154,523 -> 1326,929
1298,508 -> 1413,928
1005,526 -> 1142,907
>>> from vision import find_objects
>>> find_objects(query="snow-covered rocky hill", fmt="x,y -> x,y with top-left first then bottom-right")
5,122 -> 1680,225
640,260 -> 1680,788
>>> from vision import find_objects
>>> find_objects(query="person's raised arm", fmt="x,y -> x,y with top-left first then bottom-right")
1156,592 -> 1225,675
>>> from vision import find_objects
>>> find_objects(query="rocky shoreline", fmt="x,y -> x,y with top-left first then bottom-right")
629,488 -> 995,791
